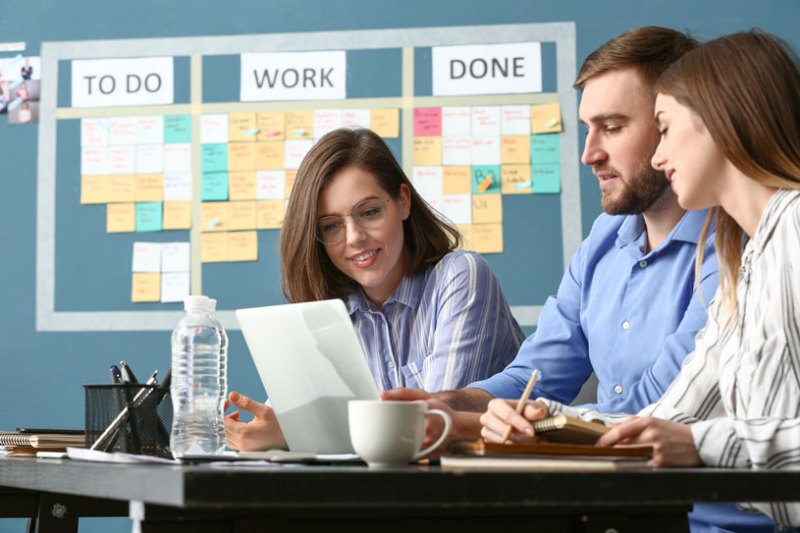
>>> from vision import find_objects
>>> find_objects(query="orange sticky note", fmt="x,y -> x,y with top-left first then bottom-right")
256,200 -> 285,229
163,201 -> 192,230
107,203 -> 135,233
201,233 -> 228,263
472,194 -> 503,224
229,171 -> 257,200
286,111 -> 314,140
254,142 -> 285,170
500,136 -> 531,164
131,272 -> 161,302
81,175 -> 110,204
443,166 -> 472,195
107,175 -> 136,203
200,202 -> 229,232
455,224 -> 473,251
228,231 -> 258,262
370,109 -> 400,138
228,113 -> 257,142
470,223 -> 504,254
256,111 -> 286,141
501,164 -> 532,194
228,142 -> 257,172
134,173 -> 164,202
531,102 -> 563,134
413,137 -> 443,166
228,201 -> 257,231
285,170 -> 297,198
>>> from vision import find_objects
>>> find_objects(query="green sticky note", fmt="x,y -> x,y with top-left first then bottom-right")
202,172 -> 229,201
164,115 -> 192,143
202,143 -> 228,172
471,165 -> 502,195
531,133 -> 560,165
135,202 -> 163,232
531,163 -> 561,193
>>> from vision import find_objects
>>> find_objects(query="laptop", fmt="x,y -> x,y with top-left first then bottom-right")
235,299 -> 380,454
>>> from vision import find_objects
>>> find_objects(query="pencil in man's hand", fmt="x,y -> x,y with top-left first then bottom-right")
501,369 -> 540,443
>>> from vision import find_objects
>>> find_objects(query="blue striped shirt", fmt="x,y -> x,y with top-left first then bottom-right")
346,250 -> 524,391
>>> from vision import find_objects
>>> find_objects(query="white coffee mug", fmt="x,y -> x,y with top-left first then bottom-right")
348,400 -> 452,468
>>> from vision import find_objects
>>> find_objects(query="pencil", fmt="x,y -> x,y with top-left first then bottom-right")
501,369 -> 540,443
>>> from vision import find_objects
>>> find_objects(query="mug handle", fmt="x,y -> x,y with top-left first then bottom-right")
413,408 -> 453,460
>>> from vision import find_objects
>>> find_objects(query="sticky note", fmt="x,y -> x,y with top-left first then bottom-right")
81,175 -> 110,204
284,140 -> 313,169
81,118 -> 110,147
370,109 -> 399,138
472,194 -> 503,224
412,166 -> 444,200
443,166 -> 472,195
471,165 -> 501,195
440,194 -> 472,224
163,172 -> 192,201
132,272 -> 161,303
161,242 -> 191,272
108,175 -> 136,203
107,203 -> 135,233
228,113 -> 257,142
256,170 -> 286,201
501,164 -> 532,194
285,170 -> 297,197
202,172 -> 229,201
531,163 -> 561,193
228,231 -> 258,262
109,146 -> 136,175
201,233 -> 228,263
229,171 -> 257,200
228,201 -> 257,231
81,146 -> 110,176
256,111 -> 285,141
160,272 -> 190,303
202,143 -> 229,172
163,143 -> 192,173
500,135 -> 531,164
136,202 -> 163,232
471,106 -> 500,137
442,137 -> 472,166
132,242 -> 161,272
414,108 -> 442,137
531,134 -> 560,164
135,144 -> 164,174
501,105 -> 531,135
162,201 -> 192,230
314,109 -> 342,139
441,107 -> 471,137
109,117 -> 137,146
201,114 -> 229,144
228,142 -> 256,172
286,111 -> 314,140
135,116 -> 164,145
164,115 -> 192,143
471,137 -> 501,166
256,200 -> 285,229
342,109 -> 370,129
531,102 -> 563,133
254,141 -> 284,169
413,137 -> 443,166
470,223 -> 504,254
456,224 -> 472,251
201,202 -> 229,232
135,173 -> 164,202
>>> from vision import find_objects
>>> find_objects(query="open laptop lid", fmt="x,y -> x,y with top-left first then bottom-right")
235,299 -> 379,454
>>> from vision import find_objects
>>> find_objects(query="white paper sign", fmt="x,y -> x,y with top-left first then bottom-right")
161,272 -> 190,303
81,118 -> 109,147
201,114 -> 229,144
136,144 -> 164,173
501,105 -> 531,135
314,109 -> 342,139
432,42 -> 541,96
161,242 -> 191,272
284,140 -> 313,169
412,166 -> 444,201
442,137 -> 472,166
440,194 -> 472,224
109,117 -> 137,146
256,170 -> 286,200
442,107 -> 472,137
163,144 -> 192,173
241,51 -> 346,101
132,242 -> 161,273
136,116 -> 165,145
109,146 -> 136,175
163,172 -> 192,201
81,147 -> 110,175
71,57 -> 174,108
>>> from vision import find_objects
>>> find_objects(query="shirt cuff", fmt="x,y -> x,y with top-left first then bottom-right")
690,417 -> 748,468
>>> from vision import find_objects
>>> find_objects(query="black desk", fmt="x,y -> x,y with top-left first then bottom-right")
2,457 -> 798,533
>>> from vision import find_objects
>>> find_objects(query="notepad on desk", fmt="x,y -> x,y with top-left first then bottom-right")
530,413 -> 609,444
0,430 -> 86,457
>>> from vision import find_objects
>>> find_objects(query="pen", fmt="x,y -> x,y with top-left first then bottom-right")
109,365 -> 123,384
91,372 -> 160,452
501,369 -> 540,443
119,360 -> 139,384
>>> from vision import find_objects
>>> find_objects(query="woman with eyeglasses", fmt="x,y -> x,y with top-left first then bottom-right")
226,127 -> 524,451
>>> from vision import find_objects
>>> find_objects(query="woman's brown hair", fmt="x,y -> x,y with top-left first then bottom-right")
655,30 -> 800,312
279,128 -> 461,302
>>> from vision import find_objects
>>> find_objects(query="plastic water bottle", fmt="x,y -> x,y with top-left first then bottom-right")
170,295 -> 228,457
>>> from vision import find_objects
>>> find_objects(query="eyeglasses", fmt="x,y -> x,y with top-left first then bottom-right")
317,197 -> 392,245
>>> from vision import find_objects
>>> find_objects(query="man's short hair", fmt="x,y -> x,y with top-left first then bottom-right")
575,26 -> 698,90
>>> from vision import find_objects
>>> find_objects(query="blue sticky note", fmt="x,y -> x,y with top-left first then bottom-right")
202,172 -> 229,201
531,163 -> 561,193
164,115 -> 192,143
531,133 -> 560,165
201,143 -> 228,172
244,127 -> 259,137
135,202 -> 163,232
471,165 -> 502,195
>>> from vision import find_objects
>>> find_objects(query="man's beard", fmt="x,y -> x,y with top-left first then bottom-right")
599,161 -> 669,215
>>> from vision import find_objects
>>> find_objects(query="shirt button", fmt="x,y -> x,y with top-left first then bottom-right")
622,321 -> 631,330
387,361 -> 396,369
639,259 -> 648,268
614,384 -> 624,394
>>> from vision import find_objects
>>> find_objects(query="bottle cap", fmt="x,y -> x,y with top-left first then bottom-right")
184,295 -> 210,312
208,298 -> 218,312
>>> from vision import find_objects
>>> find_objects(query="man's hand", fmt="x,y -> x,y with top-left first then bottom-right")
480,398 -> 550,444
224,391 -> 286,451
596,416 -> 702,468
380,388 -> 431,402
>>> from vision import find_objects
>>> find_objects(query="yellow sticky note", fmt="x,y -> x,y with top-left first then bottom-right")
256,111 -> 285,141
229,201 -> 257,231
443,166 -> 472,195
254,142 -> 285,170
413,137 -> 443,166
229,171 -> 257,200
163,201 -> 192,230
201,232 -> 229,263
107,203 -> 135,233
472,194 -> 503,224
228,113 -> 257,142
200,202 -> 229,232
501,136 -> 531,164
256,200 -> 285,229
228,142 -> 257,172
501,164 -> 532,194
81,175 -> 110,204
285,170 -> 297,198
286,111 -> 314,140
134,173 -> 164,202
531,102 -> 563,134
107,175 -> 136,203
370,109 -> 400,138
228,231 -> 258,262
470,223 -> 504,254
455,224 -> 473,251
131,272 -> 161,302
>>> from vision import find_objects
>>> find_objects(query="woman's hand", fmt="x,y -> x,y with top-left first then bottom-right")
596,416 -> 702,468
224,391 -> 286,451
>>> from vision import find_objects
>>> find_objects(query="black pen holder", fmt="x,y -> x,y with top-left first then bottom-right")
84,384 -> 173,458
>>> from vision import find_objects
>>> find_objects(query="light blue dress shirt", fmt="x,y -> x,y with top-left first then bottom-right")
347,250 -> 524,392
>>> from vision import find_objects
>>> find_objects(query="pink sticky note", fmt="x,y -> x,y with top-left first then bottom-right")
414,108 -> 442,137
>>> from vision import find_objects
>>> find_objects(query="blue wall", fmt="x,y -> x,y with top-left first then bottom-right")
1,1 -> 798,531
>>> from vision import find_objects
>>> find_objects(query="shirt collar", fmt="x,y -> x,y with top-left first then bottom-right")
616,208 -> 709,253
345,270 -> 423,315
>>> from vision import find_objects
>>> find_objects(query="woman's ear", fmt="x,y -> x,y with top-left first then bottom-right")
398,183 -> 412,220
